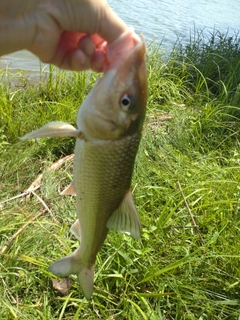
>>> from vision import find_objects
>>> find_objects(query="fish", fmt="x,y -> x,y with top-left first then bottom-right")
21,28 -> 148,299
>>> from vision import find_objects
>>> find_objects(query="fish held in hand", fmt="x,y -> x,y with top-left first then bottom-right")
21,29 -> 148,300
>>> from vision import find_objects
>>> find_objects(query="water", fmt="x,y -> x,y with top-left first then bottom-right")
1,0 -> 239,71
108,0 -> 240,47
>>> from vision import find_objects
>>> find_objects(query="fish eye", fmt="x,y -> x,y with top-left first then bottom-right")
120,94 -> 135,112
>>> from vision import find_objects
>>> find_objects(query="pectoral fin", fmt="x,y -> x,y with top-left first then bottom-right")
20,121 -> 84,140
60,182 -> 76,195
107,190 -> 142,239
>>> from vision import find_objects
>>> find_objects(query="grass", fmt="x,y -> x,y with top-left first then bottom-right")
1,29 -> 240,319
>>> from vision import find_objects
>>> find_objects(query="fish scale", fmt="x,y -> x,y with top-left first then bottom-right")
74,134 -> 141,264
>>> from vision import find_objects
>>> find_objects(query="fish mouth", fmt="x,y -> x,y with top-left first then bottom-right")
104,29 -> 147,102
104,29 -> 146,72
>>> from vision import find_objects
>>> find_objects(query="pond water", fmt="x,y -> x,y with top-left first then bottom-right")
1,0 -> 239,71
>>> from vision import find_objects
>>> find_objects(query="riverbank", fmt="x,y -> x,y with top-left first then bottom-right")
1,30 -> 240,319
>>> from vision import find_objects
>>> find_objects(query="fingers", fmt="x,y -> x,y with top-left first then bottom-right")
56,0 -> 128,43
48,32 -> 106,71
59,49 -> 90,71
78,35 -> 95,56
81,34 -> 106,71
25,0 -> 129,72
91,49 -> 105,72
53,48 -> 105,72
77,35 -> 106,71
28,0 -> 129,71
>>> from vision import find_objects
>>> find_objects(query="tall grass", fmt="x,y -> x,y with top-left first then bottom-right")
1,29 -> 240,319
171,29 -> 240,106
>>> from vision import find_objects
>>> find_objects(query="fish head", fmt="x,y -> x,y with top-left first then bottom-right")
77,29 -> 148,140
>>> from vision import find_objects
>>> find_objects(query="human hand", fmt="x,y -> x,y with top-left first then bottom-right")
0,0 -> 128,72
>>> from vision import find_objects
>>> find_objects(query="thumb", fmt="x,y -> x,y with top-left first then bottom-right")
97,2 -> 128,42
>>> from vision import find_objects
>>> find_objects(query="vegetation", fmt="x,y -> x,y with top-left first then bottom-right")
1,30 -> 240,319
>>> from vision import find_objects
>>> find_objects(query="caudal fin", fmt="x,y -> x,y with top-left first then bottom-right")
49,251 -> 94,300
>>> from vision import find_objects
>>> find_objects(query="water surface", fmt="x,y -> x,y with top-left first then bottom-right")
1,0 -> 239,71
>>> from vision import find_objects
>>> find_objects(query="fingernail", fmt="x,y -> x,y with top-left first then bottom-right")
92,51 -> 105,72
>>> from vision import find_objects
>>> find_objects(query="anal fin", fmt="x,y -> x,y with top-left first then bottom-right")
107,190 -> 142,239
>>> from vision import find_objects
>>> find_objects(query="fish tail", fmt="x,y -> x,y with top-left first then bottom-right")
77,264 -> 94,300
49,251 -> 94,300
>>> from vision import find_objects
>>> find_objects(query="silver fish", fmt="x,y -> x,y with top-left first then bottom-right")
21,29 -> 148,299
